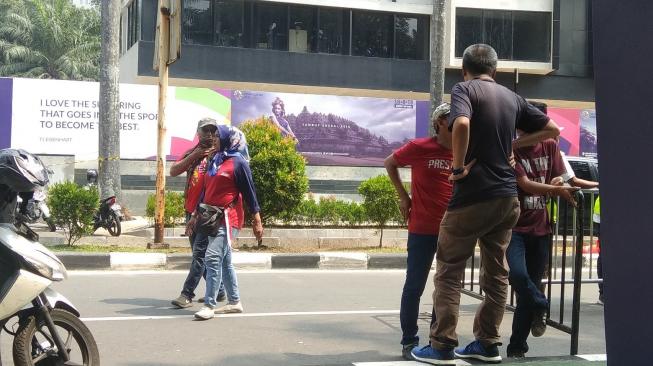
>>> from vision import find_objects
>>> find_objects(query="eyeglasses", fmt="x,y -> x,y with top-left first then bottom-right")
199,126 -> 217,134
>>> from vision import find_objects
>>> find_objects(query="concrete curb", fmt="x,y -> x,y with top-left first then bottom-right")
271,254 -> 321,269
58,252 -> 111,270
367,254 -> 407,269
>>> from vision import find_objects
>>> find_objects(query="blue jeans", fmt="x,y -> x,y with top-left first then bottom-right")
181,213 -> 225,300
400,233 -> 438,345
205,225 -> 240,308
506,232 -> 550,353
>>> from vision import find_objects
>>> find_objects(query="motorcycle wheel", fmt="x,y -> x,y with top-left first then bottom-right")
12,309 -> 100,366
45,218 -> 56,232
107,211 -> 121,237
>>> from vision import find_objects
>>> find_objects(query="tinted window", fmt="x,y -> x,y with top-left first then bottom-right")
455,8 -> 482,57
352,10 -> 394,58
183,0 -> 212,45
254,3 -> 288,50
318,8 -> 348,54
213,0 -> 244,47
513,11 -> 551,62
395,15 -> 429,60
483,9 -> 512,59
289,5 -> 317,53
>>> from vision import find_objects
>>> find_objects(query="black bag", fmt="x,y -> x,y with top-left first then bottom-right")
194,203 -> 225,237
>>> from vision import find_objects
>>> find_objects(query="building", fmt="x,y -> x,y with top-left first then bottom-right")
117,0 -> 595,207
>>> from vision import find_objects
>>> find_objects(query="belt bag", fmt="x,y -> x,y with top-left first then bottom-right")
195,203 -> 225,237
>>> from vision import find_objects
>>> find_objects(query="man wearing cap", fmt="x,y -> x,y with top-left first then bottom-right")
170,118 -> 226,308
384,103 -> 454,360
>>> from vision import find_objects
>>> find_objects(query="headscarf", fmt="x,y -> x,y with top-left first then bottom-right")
207,125 -> 250,176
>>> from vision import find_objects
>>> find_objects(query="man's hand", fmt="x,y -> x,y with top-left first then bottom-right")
551,176 -> 565,186
449,159 -> 477,182
509,152 -> 516,168
190,147 -> 214,161
252,213 -> 264,241
399,195 -> 411,222
552,186 -> 581,207
185,216 -> 196,237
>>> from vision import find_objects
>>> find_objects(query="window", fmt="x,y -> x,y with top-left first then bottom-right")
213,0 -> 244,47
455,8 -> 551,62
352,10 -> 394,58
183,0 -> 212,45
395,15 -> 429,60
317,8 -> 348,54
289,6 -> 317,53
254,3 -> 288,51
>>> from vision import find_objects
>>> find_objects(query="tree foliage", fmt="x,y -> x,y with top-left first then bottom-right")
358,175 -> 402,247
47,181 -> 99,246
145,191 -> 185,227
0,0 -> 101,80
239,117 -> 309,224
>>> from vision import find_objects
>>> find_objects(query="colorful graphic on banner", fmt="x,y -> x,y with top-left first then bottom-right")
231,90 -> 418,166
0,78 -> 12,150
579,109 -> 597,158
547,108 -> 581,156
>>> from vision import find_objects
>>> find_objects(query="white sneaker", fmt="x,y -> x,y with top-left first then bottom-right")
194,306 -> 215,320
214,301 -> 243,314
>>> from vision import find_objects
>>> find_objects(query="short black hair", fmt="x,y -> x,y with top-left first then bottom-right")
528,100 -> 548,114
462,44 -> 498,76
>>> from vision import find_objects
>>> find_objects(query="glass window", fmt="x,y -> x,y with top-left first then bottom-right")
513,11 -> 551,62
317,8 -> 347,54
395,15 -> 429,60
254,3 -> 288,51
289,5 -> 317,53
213,0 -> 244,47
183,0 -> 212,45
483,9 -> 512,60
455,8 -> 482,57
352,10 -> 394,58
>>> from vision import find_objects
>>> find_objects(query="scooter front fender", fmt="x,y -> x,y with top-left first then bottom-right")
20,287 -> 80,317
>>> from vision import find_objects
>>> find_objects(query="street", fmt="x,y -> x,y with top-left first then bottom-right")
1,270 -> 606,366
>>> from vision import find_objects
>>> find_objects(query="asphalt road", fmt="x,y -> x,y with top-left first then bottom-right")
1,270 -> 606,366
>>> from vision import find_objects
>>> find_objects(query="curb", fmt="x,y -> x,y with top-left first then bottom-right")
271,254 -> 320,269
58,252 -> 111,270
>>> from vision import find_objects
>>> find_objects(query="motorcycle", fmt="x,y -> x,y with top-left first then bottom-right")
15,188 -> 57,232
86,170 -> 122,237
0,148 -> 100,366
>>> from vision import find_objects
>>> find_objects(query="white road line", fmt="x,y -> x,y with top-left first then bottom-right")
82,309 -> 400,322
354,360 -> 471,366
68,269 -> 407,276
577,354 -> 607,361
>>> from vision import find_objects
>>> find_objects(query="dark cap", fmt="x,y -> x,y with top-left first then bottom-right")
197,117 -> 218,130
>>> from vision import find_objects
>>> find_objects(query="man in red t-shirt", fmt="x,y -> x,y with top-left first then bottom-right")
506,102 -> 580,358
169,118 -> 225,308
384,102 -> 453,360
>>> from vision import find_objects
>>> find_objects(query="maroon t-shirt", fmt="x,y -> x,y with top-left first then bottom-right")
513,139 -> 566,235
393,138 -> 453,235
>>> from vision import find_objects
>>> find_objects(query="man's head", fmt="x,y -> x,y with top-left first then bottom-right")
196,117 -> 218,148
462,44 -> 498,80
432,102 -> 451,137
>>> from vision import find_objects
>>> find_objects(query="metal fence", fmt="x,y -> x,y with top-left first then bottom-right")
460,189 -> 600,355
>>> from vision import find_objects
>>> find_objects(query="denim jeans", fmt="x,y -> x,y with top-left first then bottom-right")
506,232 -> 550,353
400,233 -> 438,345
205,225 -> 240,308
181,212 -> 225,300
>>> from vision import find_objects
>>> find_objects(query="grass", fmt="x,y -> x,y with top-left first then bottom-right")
47,244 -> 406,254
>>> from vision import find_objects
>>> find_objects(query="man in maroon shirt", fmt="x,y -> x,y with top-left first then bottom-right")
385,102 -> 453,360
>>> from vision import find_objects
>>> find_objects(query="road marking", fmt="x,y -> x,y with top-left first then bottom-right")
82,309 -> 400,322
354,360 -> 471,365
69,269 -> 408,276
577,354 -> 607,361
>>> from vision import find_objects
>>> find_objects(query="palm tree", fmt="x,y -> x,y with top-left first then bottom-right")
0,0 -> 100,80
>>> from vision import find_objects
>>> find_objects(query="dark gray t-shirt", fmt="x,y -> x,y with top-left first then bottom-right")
448,78 -> 550,208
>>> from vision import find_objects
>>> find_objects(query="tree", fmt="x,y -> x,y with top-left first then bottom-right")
98,0 -> 121,202
430,0 -> 447,136
358,175 -> 402,247
48,181 -> 99,246
239,117 -> 309,224
0,0 -> 100,80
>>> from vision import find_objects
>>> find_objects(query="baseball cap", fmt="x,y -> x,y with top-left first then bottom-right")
431,102 -> 451,121
197,117 -> 218,130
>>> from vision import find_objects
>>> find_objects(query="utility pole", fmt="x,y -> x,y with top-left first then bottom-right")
430,0 -> 447,136
149,0 -> 181,248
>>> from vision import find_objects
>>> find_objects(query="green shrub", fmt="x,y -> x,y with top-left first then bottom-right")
239,117 -> 309,224
145,191 -> 185,227
317,196 -> 341,224
47,182 -> 99,246
358,175 -> 402,247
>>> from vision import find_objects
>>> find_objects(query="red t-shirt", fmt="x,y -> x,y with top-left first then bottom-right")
513,139 -> 566,235
393,138 -> 453,235
181,154 -> 209,214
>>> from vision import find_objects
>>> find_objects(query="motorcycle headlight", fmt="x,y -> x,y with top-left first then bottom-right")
20,248 -> 67,281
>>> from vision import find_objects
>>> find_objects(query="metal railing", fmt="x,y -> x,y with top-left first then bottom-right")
460,190 -> 600,355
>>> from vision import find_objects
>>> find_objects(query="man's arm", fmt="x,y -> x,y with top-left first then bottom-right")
513,120 -> 561,149
384,154 -> 410,221
517,175 -> 580,206
170,148 -> 209,176
449,116 -> 477,181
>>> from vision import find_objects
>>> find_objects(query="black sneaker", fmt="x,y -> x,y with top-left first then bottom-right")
171,295 -> 192,308
531,309 -> 547,337
506,345 -> 526,359
401,342 -> 419,361
454,340 -> 501,363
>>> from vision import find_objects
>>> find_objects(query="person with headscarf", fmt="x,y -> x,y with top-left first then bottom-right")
270,97 -> 298,141
192,124 -> 263,320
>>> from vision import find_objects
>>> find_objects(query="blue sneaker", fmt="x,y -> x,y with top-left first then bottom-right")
454,340 -> 501,363
411,345 -> 456,365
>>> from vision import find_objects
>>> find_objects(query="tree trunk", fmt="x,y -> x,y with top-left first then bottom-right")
429,0 -> 447,137
379,226 -> 384,248
98,0 -> 121,201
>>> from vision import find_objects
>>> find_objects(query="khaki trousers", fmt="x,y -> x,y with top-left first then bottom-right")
430,196 -> 520,350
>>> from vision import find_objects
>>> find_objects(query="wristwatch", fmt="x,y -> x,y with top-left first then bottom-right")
451,167 -> 465,175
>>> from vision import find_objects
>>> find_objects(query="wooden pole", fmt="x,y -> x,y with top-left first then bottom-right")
151,2 -> 169,248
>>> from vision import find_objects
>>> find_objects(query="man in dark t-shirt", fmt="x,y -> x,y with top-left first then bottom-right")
412,44 -> 560,365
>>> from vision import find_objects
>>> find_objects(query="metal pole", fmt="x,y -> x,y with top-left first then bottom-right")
570,191 -> 585,355
152,1 -> 169,247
